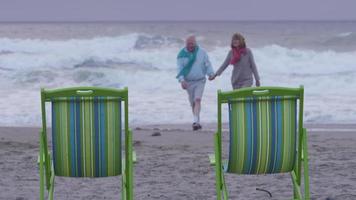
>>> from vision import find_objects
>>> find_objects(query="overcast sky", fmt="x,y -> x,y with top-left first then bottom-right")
0,0 -> 355,22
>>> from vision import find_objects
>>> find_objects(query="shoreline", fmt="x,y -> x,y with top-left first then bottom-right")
1,122 -> 356,131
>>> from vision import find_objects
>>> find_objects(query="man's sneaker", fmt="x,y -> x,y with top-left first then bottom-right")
196,123 -> 202,130
192,123 -> 199,131
193,123 -> 202,131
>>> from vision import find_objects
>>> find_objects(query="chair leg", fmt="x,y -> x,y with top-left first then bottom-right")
214,133 -> 228,200
39,155 -> 55,200
39,131 -> 56,200
293,156 -> 299,199
291,171 -> 302,199
214,133 -> 222,200
215,172 -> 222,200
293,187 -> 297,200
48,178 -> 54,200
215,171 -> 229,200
123,166 -> 133,200
39,132 -> 45,200
48,163 -> 55,200
291,128 -> 311,200
302,128 -> 310,200
292,171 -> 301,200
39,155 -> 45,200
222,172 -> 228,200
127,129 -> 134,200
122,156 -> 128,200
122,129 -> 134,200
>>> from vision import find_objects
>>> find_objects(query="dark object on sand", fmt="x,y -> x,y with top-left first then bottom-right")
152,132 -> 161,136
133,140 -> 142,146
256,188 -> 272,197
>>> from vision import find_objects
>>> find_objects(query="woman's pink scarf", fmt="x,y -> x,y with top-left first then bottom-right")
230,47 -> 247,65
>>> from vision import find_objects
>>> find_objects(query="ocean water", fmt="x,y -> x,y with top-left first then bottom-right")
0,21 -> 355,126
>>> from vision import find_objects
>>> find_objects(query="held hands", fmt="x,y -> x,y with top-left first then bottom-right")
181,73 -> 217,89
208,74 -> 217,81
181,81 -> 188,90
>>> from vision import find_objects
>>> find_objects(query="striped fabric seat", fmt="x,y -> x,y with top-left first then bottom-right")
226,96 -> 298,174
51,96 -> 122,177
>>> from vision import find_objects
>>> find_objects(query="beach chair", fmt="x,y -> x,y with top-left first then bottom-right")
211,86 -> 310,200
38,87 -> 134,200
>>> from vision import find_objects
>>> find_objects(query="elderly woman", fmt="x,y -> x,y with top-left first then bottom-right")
211,33 -> 260,89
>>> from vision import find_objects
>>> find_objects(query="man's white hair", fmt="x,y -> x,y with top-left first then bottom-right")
186,35 -> 196,43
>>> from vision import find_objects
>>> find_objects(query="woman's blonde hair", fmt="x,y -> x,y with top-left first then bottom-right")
231,33 -> 246,48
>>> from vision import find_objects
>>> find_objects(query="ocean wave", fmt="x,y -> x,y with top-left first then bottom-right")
250,45 -> 356,75
73,58 -> 159,71
0,39 -> 355,86
321,32 -> 356,48
134,34 -> 183,49
0,66 -> 13,71
0,35 -> 356,126
0,50 -> 14,55
337,32 -> 353,37
0,34 -> 181,71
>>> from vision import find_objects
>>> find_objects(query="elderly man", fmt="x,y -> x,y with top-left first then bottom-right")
176,36 -> 215,131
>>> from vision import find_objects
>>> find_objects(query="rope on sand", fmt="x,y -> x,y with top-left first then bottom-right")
256,188 -> 272,198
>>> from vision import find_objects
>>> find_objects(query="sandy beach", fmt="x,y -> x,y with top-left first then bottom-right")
0,124 -> 356,200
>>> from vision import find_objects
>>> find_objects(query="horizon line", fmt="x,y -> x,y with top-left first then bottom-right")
0,19 -> 356,23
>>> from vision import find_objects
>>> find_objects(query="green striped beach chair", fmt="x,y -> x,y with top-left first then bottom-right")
212,86 -> 310,200
38,87 -> 134,200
